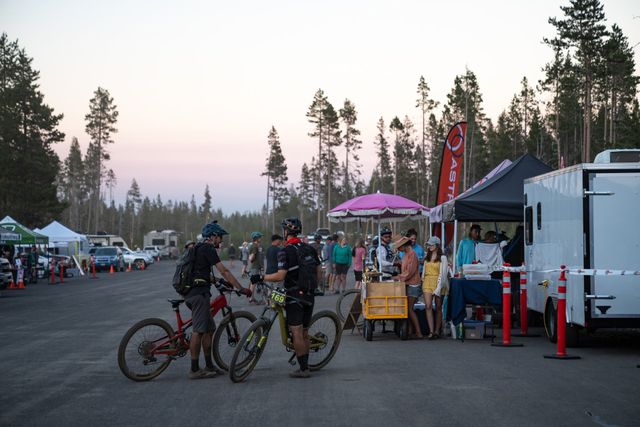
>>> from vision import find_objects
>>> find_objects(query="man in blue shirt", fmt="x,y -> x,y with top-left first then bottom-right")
456,224 -> 481,270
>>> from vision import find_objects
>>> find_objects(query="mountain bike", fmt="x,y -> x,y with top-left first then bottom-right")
228,282 -> 341,382
117,279 -> 256,381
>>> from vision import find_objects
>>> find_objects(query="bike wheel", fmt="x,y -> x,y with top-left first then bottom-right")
118,318 -> 177,382
229,319 -> 269,383
212,310 -> 257,371
308,310 -> 341,371
336,289 -> 362,327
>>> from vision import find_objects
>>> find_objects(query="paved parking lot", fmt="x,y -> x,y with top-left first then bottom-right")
1,261 -> 638,427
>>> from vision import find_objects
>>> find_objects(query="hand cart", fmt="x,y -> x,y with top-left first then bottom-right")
361,274 -> 409,341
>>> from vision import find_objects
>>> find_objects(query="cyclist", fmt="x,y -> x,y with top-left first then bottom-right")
186,221 -> 252,379
262,217 -> 320,378
248,231 -> 264,304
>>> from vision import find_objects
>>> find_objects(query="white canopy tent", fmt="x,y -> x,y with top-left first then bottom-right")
38,221 -> 90,257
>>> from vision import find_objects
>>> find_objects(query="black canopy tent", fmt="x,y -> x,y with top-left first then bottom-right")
433,153 -> 551,274
441,154 -> 552,223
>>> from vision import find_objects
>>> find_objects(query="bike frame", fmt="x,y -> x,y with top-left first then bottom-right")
150,292 -> 232,357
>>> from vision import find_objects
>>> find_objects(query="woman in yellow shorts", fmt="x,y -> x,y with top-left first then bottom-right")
422,236 -> 450,339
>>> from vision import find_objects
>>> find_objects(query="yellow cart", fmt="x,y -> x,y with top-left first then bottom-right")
362,279 -> 409,341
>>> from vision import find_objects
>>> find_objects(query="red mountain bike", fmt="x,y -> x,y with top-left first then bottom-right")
118,279 -> 256,381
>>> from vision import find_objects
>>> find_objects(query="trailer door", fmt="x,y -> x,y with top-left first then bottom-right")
589,172 -> 640,318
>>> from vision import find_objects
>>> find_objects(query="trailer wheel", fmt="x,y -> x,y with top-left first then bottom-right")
363,320 -> 373,341
544,299 -> 558,343
398,320 -> 408,341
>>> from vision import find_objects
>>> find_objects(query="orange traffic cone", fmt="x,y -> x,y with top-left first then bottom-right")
9,276 -> 16,289
109,264 -> 115,274
127,262 -> 132,272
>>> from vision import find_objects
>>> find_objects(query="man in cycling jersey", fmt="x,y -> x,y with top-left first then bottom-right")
187,221 -> 252,379
261,217 -> 320,378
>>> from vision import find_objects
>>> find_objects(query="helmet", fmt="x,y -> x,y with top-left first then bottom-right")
201,221 -> 228,238
281,217 -> 302,235
380,226 -> 392,236
314,234 -> 322,241
250,231 -> 263,240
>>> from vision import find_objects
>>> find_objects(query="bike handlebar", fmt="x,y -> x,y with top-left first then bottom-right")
214,278 -> 243,296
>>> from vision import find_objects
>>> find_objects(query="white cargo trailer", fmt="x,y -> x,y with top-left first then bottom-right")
524,150 -> 640,344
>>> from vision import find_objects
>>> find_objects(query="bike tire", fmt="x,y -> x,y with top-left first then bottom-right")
229,319 -> 269,383
212,310 -> 257,371
336,289 -> 363,327
308,310 -> 342,371
117,318 -> 177,382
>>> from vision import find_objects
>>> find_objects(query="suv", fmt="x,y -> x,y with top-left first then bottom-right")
93,247 -> 124,272
121,248 -> 153,268
142,246 -> 160,259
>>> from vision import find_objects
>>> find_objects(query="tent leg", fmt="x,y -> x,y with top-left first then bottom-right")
452,220 -> 458,277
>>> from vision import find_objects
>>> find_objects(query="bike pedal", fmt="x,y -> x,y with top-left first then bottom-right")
288,355 -> 297,366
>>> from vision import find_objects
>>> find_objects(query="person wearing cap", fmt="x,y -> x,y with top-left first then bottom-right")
393,235 -> 423,339
240,241 -> 249,277
375,227 -> 395,275
248,232 -> 264,303
399,228 -> 425,274
423,236 -> 450,339
456,224 -> 481,270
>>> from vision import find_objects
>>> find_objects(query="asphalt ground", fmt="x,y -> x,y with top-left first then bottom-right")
0,261 -> 639,427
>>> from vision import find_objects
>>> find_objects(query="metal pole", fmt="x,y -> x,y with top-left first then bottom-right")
452,220 -> 458,276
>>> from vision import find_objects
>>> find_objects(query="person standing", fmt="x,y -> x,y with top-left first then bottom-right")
27,245 -> 38,284
352,239 -> 366,289
227,243 -> 237,268
375,227 -> 396,276
322,235 -> 335,293
240,242 -> 249,277
263,218 -> 320,378
400,229 -> 425,275
186,222 -> 252,379
393,235 -> 423,339
310,234 -> 324,259
265,234 -> 283,275
248,232 -> 264,304
456,224 -> 481,270
422,236 -> 450,339
332,237 -> 352,294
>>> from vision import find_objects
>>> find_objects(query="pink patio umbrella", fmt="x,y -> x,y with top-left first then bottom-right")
327,192 -> 429,223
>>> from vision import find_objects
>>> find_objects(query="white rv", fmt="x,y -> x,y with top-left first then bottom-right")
143,230 -> 179,249
524,149 -> 640,344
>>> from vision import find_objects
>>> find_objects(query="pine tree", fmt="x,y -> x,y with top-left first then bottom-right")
415,76 -> 439,205
339,99 -> 362,200
389,117 -> 404,195
84,87 -> 119,232
0,33 -> 65,227
261,126 -> 289,232
126,179 -> 142,246
297,163 -> 315,230
200,185 -> 212,223
546,0 -> 607,162
61,137 -> 86,230
306,89 -> 329,227
371,117 -> 392,193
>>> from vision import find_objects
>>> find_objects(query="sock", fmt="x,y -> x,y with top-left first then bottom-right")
191,359 -> 200,372
297,354 -> 308,371
204,355 -> 214,369
303,354 -> 309,370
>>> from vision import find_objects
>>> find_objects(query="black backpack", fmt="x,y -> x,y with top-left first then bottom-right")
172,243 -> 202,295
291,243 -> 319,292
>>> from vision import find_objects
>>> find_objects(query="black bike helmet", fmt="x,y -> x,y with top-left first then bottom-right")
281,217 -> 302,235
380,226 -> 392,236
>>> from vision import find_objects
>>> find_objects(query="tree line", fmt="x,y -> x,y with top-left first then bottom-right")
1,0 -> 639,246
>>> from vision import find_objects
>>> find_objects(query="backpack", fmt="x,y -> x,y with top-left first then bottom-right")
290,243 -> 319,292
172,243 -> 202,295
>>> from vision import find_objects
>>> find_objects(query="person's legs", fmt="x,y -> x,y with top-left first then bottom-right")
186,292 -> 216,378
424,293 -> 435,337
434,296 -> 443,337
190,331 -> 202,371
407,296 -> 423,338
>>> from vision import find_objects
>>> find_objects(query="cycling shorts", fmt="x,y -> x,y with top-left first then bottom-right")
285,291 -> 314,328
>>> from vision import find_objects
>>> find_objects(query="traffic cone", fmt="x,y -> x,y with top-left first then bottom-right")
9,276 -> 16,289
127,262 -> 132,272
109,264 -> 115,274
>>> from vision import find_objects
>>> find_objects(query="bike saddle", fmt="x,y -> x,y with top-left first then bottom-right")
167,299 -> 185,308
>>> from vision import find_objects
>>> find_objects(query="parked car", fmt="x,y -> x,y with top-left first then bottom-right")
142,246 -> 160,259
93,247 -> 125,272
0,257 -> 12,290
122,248 -> 154,268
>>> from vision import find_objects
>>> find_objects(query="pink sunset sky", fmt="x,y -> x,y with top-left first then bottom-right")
2,0 -> 639,212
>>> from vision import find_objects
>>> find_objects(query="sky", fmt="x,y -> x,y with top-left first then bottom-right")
2,0 -> 639,213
